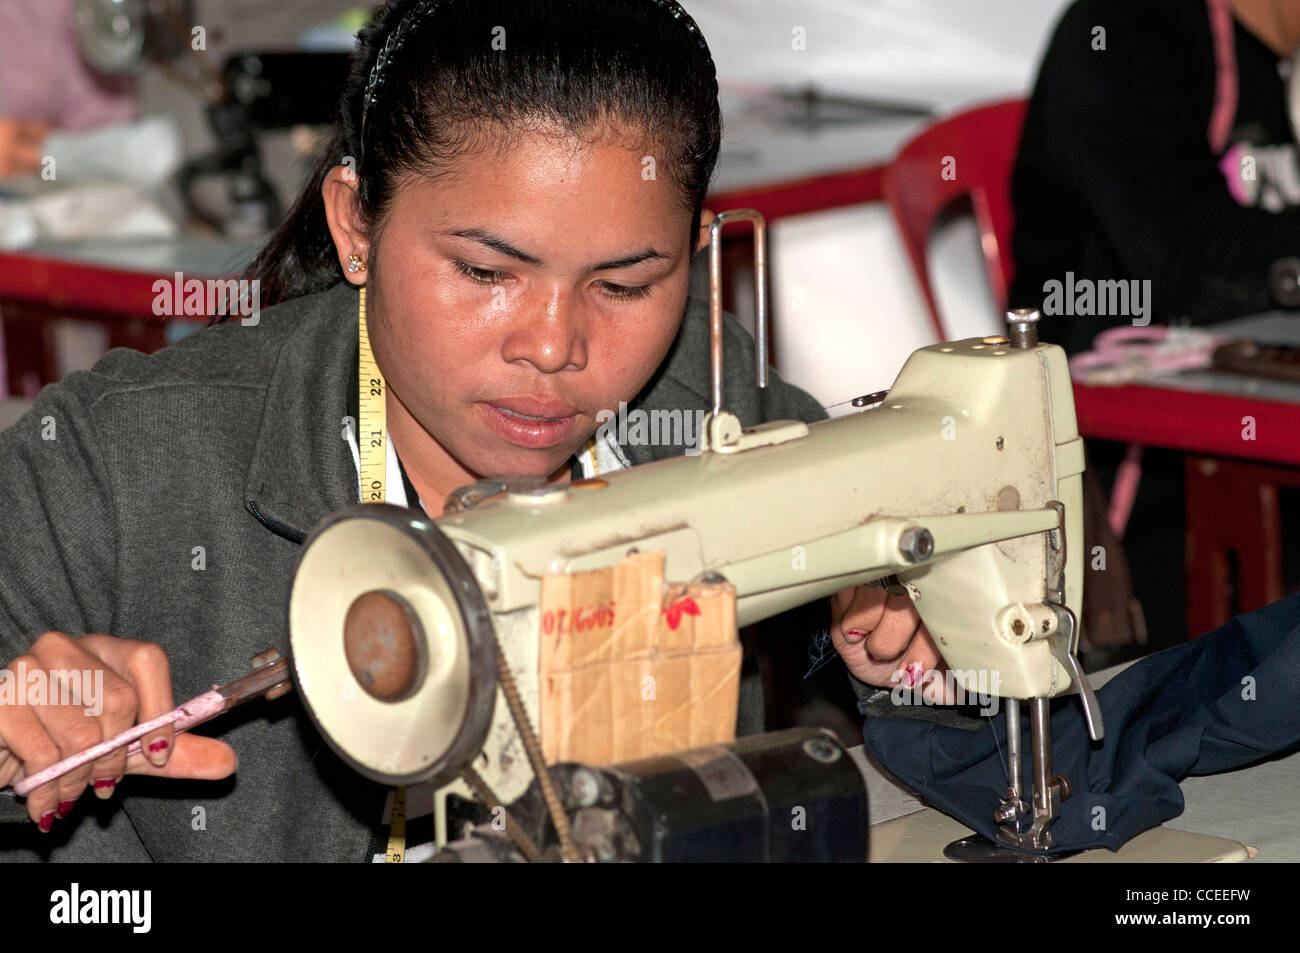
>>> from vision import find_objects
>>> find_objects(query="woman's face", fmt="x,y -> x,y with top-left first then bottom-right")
347,124 -> 698,485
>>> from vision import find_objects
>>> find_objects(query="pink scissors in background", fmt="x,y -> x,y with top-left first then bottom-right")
1069,325 -> 1230,539
1068,325 -> 1229,386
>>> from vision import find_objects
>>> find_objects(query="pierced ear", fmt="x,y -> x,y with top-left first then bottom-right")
322,165 -> 370,284
695,209 -> 717,254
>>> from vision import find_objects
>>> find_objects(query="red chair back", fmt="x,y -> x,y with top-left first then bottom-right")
883,98 -> 1027,340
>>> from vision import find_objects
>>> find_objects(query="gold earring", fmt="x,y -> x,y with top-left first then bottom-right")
347,253 -> 366,274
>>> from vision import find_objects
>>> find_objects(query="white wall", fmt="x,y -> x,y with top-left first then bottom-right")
685,0 -> 1073,408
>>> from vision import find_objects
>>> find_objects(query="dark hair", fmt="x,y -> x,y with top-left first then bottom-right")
235,0 -> 721,315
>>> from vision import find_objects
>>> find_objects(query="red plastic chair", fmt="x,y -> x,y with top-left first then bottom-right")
882,98 -> 1027,340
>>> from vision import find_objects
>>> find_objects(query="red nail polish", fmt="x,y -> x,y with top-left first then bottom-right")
38,812 -> 54,832
93,778 -> 116,791
844,628 -> 868,643
56,800 -> 76,818
148,739 -> 169,754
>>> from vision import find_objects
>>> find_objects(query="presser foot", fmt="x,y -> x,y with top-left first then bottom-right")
993,772 -> 1070,851
944,781 -> 1077,862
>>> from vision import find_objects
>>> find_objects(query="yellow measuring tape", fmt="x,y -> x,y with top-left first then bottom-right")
358,284 -> 407,863
358,285 -> 387,504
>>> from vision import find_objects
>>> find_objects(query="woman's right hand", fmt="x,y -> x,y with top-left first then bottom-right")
0,632 -> 238,832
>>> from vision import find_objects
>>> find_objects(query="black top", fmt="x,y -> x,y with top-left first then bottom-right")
1010,0 -> 1300,354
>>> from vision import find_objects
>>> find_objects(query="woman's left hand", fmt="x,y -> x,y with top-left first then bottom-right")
830,583 -> 954,703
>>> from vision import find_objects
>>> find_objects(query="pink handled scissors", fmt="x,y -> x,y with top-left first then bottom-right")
12,649 -> 291,798
1069,325 -> 1228,385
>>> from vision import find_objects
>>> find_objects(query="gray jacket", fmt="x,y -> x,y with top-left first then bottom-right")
0,279 -> 830,861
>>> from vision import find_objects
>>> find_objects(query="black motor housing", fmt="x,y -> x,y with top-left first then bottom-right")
433,728 -> 869,863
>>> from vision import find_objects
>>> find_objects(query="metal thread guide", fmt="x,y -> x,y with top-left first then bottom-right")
703,209 -> 808,453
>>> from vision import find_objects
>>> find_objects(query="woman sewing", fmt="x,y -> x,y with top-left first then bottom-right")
0,0 -> 942,861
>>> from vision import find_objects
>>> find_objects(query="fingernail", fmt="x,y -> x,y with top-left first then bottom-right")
92,778 -> 116,799
900,666 -> 915,687
56,800 -> 76,819
38,812 -> 54,832
843,628 -> 868,644
147,738 -> 169,765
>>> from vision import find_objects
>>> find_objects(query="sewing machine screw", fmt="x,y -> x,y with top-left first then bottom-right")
569,768 -> 602,808
802,737 -> 841,764
1006,308 -> 1041,348
994,801 -> 1022,825
898,528 -> 935,563
1052,774 -> 1072,802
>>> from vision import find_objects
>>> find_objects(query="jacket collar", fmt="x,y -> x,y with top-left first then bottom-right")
244,281 -> 360,542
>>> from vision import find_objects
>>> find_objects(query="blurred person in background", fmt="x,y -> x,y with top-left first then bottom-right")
0,0 -> 138,177
1010,0 -> 1300,652
1013,0 -> 1300,351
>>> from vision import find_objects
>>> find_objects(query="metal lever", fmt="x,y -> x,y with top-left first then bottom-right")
1047,604 -> 1104,742
707,208 -> 769,417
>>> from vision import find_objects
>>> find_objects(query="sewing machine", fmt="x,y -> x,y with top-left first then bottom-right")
286,210 -> 1110,862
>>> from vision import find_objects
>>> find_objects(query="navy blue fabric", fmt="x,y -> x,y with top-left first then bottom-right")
862,591 -> 1300,853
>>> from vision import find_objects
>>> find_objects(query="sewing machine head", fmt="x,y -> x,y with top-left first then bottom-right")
286,211 -> 1100,860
